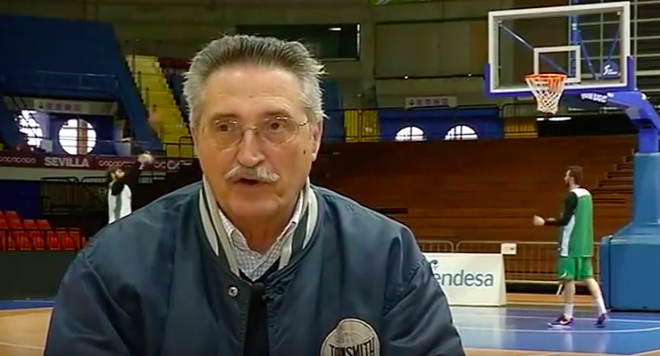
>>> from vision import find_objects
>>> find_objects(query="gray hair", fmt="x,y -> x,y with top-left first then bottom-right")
183,34 -> 327,132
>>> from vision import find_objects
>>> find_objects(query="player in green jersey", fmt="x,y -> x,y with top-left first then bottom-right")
533,166 -> 608,329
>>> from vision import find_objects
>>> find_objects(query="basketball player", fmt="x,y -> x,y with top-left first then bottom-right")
533,166 -> 608,328
106,152 -> 154,224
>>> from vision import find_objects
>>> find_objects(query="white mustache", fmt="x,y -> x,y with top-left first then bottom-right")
224,164 -> 280,183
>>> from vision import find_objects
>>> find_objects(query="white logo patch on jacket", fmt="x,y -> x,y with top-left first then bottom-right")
321,318 -> 380,356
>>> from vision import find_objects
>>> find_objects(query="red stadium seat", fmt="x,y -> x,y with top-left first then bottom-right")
31,231 -> 45,250
23,220 -> 45,250
23,219 -> 37,229
68,229 -> 82,250
35,220 -> 52,251
8,218 -> 29,251
47,230 -> 61,251
56,229 -> 74,251
8,218 -> 23,229
36,219 -> 51,230
4,211 -> 19,221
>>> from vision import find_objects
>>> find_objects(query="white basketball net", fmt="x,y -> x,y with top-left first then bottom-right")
525,73 -> 568,115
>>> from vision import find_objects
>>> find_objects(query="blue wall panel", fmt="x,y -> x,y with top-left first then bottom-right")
378,106 -> 503,141
0,181 -> 41,219
47,114 -> 117,156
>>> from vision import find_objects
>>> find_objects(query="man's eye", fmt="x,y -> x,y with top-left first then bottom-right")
213,121 -> 235,133
269,122 -> 284,131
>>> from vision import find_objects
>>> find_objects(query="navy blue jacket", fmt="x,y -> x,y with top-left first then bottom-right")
44,183 -> 465,356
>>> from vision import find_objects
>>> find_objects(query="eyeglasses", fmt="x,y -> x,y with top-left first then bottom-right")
204,117 -> 308,148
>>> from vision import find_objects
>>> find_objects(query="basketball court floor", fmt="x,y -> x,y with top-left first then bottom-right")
1,295 -> 659,356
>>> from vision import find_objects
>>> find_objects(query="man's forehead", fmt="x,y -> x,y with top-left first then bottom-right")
200,74 -> 305,120
205,65 -> 302,95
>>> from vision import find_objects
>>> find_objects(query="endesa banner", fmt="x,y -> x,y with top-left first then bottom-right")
0,152 -> 194,172
424,253 -> 507,306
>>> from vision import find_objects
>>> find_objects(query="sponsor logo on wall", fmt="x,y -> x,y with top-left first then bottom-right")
430,260 -> 495,287
424,253 -> 507,306
33,99 -> 91,115
0,152 -> 193,172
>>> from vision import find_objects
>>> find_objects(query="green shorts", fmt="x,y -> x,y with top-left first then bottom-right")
557,256 -> 593,281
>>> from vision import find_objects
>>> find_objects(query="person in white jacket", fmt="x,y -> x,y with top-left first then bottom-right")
106,152 -> 154,224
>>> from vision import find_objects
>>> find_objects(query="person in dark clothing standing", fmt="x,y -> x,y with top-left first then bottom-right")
106,152 -> 154,224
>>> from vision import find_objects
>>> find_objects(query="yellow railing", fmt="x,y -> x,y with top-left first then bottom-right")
126,54 -> 189,158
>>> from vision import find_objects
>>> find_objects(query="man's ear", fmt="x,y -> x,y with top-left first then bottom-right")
191,126 -> 199,156
310,121 -> 323,161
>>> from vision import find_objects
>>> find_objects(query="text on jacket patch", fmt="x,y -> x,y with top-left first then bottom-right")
321,318 -> 380,356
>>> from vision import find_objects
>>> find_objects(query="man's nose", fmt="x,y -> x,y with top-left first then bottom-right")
235,130 -> 265,168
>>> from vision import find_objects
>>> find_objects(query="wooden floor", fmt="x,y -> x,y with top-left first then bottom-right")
1,294 -> 658,356
0,309 -> 49,356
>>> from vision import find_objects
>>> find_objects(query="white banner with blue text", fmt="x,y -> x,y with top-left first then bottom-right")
424,253 -> 507,306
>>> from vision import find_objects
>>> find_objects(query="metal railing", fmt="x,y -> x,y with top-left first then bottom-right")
0,70 -> 119,95
417,239 -> 455,253
417,239 -> 601,284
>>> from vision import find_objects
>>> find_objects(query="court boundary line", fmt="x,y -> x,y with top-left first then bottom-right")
466,347 -> 628,355
0,341 -> 44,351
0,307 -> 52,317
457,324 -> 660,334
453,312 -> 660,325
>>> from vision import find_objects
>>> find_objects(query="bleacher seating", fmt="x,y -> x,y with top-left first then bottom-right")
164,72 -> 189,121
126,55 -> 192,157
0,210 -> 86,252
0,14 -> 160,152
312,134 -> 637,282
315,135 -> 636,244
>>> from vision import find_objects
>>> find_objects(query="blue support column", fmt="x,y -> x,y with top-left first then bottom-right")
0,87 -> 22,147
568,0 -> 580,77
595,91 -> 660,311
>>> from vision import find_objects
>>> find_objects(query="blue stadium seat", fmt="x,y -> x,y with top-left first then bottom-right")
0,14 -> 160,152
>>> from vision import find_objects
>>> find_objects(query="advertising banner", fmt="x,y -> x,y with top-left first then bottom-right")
424,253 -> 507,306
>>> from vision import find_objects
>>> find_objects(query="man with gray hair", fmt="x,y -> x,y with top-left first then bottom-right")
44,34 -> 464,356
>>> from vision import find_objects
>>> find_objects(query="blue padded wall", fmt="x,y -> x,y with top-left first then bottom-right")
0,14 -> 160,152
0,181 -> 41,219
321,80 -> 345,143
0,86 -> 22,146
321,80 -> 341,111
48,114 -> 117,156
378,106 -> 503,141
601,153 -> 660,311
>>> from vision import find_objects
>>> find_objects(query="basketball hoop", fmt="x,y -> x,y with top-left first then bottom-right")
525,73 -> 568,115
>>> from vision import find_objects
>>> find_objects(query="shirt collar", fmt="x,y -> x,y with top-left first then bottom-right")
199,177 -> 317,276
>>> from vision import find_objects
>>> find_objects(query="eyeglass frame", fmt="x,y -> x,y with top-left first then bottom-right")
201,116 -> 309,148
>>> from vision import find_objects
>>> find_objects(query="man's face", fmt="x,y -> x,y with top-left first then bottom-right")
194,65 -> 322,219
564,170 -> 572,187
113,168 -> 125,180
